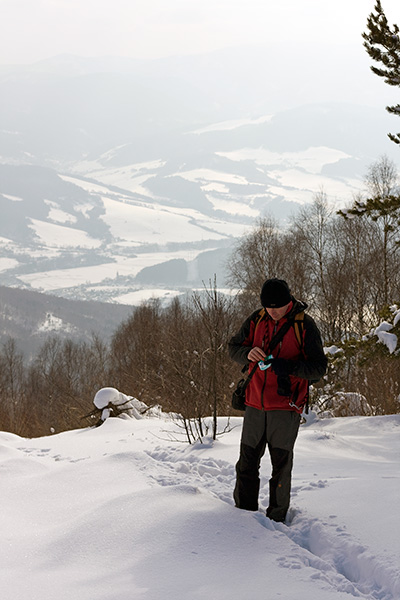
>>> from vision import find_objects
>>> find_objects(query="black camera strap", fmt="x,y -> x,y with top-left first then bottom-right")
238,362 -> 259,396
240,317 -> 294,383
266,319 -> 293,354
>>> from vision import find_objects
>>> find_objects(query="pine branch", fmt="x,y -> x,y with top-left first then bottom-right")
362,2 -> 400,144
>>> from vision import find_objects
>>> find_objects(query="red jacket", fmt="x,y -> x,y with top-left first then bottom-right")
228,300 -> 327,412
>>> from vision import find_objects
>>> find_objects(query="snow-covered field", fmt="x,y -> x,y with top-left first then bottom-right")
0,127 -> 372,305
1,411 -> 398,600
18,248 -> 208,293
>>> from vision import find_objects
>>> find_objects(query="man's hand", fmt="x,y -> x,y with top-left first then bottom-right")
247,346 -> 267,362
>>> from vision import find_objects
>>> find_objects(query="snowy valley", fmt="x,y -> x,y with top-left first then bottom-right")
1,52 -> 399,309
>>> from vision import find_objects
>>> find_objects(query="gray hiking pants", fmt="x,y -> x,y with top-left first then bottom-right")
233,407 -> 301,522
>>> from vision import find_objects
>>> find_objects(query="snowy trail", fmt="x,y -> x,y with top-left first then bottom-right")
1,414 -> 399,600
136,438 -> 400,600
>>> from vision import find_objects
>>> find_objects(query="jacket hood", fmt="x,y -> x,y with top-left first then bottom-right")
289,298 -> 308,315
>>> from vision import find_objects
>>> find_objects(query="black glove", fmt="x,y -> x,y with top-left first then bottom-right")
271,358 -> 294,376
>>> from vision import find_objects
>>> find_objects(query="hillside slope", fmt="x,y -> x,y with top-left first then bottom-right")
0,285 -> 133,356
0,412 -> 398,599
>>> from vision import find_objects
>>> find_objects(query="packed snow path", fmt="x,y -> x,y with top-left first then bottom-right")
0,413 -> 399,600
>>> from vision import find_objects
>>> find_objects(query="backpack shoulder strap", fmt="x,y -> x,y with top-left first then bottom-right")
255,308 -> 305,350
253,308 -> 305,350
293,311 -> 305,348
254,308 -> 266,329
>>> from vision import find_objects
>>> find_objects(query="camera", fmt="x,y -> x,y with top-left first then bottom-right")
277,375 -> 292,397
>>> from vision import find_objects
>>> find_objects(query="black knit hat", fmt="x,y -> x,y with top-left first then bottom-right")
260,278 -> 291,308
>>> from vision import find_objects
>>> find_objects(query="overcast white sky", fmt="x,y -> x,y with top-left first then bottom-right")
0,0 -> 399,65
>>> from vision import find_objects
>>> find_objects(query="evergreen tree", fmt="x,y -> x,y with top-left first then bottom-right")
362,1 -> 400,144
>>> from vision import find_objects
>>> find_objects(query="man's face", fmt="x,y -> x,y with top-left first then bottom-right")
266,302 -> 291,321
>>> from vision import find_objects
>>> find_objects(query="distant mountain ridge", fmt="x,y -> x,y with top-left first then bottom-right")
1,52 -> 398,305
0,286 -> 133,358
1,48 -> 398,165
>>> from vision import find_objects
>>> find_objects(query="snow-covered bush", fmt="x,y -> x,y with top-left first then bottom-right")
92,387 -> 147,425
313,305 -> 400,416
312,391 -> 374,418
91,387 -> 169,426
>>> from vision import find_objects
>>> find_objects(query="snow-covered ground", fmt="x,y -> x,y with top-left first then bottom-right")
0,411 -> 399,600
18,248 -> 207,293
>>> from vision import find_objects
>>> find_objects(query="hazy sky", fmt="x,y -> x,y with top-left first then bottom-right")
1,0 -> 399,65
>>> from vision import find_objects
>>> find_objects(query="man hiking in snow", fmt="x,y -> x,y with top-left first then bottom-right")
228,278 -> 327,523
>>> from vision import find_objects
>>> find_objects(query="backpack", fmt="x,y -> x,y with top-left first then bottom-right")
254,308 -> 305,349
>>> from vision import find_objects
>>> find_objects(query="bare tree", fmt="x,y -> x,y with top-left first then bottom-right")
192,278 -> 238,439
110,301 -> 163,404
227,215 -> 288,314
26,336 -> 111,435
334,207 -> 377,334
339,156 -> 400,306
289,190 -> 340,339
0,338 -> 26,433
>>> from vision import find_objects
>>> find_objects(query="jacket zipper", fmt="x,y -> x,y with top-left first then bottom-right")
261,320 -> 278,410
261,370 -> 267,410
